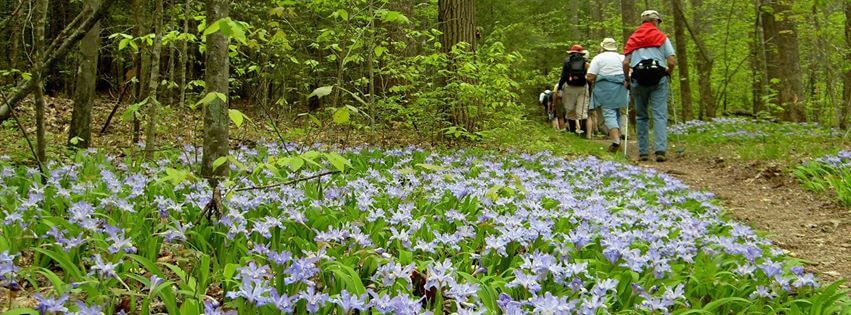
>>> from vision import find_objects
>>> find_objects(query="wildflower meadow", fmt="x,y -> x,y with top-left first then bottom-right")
0,143 -> 847,314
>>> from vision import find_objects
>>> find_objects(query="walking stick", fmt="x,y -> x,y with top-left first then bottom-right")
624,93 -> 630,156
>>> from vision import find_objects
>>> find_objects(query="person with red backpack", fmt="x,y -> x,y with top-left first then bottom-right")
557,44 -> 592,139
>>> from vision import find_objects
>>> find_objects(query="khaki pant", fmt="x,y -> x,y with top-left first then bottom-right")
561,85 -> 589,120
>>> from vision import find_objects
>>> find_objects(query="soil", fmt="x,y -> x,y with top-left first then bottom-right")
621,144 -> 851,285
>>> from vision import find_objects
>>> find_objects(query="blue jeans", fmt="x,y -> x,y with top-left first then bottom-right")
631,77 -> 669,155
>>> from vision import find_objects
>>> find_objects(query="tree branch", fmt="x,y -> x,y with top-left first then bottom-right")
232,171 -> 340,193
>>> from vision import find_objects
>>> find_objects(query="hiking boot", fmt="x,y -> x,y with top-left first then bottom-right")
655,151 -> 667,162
608,143 -> 620,153
639,154 -> 650,162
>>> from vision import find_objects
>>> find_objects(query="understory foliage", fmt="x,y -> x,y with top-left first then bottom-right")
795,151 -> 851,205
0,146 -> 848,314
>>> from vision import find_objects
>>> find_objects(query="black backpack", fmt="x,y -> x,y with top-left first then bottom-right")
632,59 -> 667,86
542,91 -> 553,106
565,54 -> 587,87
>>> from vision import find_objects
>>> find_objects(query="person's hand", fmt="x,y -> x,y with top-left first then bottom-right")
624,80 -> 631,90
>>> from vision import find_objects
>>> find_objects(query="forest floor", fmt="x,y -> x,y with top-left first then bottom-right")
1,96 -> 849,287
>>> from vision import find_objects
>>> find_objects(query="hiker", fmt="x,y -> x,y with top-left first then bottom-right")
557,44 -> 592,139
587,38 -> 629,153
623,10 -> 677,162
539,86 -> 554,123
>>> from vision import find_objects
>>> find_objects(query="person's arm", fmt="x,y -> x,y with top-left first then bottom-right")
663,39 -> 676,75
623,55 -> 632,89
557,61 -> 569,92
666,55 -> 677,75
586,73 -> 597,91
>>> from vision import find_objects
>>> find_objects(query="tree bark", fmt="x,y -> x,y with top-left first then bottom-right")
761,0 -> 805,121
670,0 -> 693,121
438,0 -> 476,53
132,0 -> 150,144
438,0 -> 476,130
8,0 -> 23,70
688,0 -> 715,119
620,0 -> 637,46
590,1 -> 605,40
68,0 -> 101,148
751,0 -> 766,115
201,0 -> 230,180
178,0 -> 190,109
144,0 -> 164,159
34,0 -> 49,161
0,0 -> 116,123
841,0 -> 851,129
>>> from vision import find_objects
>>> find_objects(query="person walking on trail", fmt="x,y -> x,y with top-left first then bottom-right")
539,85 -> 555,124
623,10 -> 677,162
557,44 -> 592,139
587,38 -> 629,153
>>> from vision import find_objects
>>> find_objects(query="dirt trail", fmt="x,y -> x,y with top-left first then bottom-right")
622,147 -> 851,284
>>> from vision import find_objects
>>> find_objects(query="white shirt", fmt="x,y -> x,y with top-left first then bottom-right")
588,51 -> 626,76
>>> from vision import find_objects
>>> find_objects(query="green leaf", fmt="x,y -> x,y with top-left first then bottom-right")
69,137 -> 84,145
212,156 -> 229,171
1,308 -> 39,315
374,46 -> 387,58
308,86 -> 333,99
333,9 -> 350,21
228,109 -> 246,127
323,152 -> 350,172
287,156 -> 305,172
194,92 -> 227,109
333,107 -> 350,125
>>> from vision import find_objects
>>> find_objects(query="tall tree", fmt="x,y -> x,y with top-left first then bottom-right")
761,0 -> 805,121
842,0 -> 851,129
34,0 -> 49,162
178,0 -> 191,108
689,0 -> 715,119
438,0 -> 477,53
201,0 -> 230,181
68,0 -> 101,148
438,0 -> 476,130
670,0 -> 693,120
8,0 -> 23,70
751,0 -> 766,115
143,0 -> 165,158
132,0 -> 150,144
620,0 -> 637,45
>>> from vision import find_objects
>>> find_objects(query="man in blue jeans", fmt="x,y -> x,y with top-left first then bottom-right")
623,10 -> 677,162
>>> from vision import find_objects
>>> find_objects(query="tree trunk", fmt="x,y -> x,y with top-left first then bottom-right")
438,0 -> 476,53
620,0 -> 637,45
178,0 -> 190,109
670,0 -> 693,121
68,0 -> 100,148
201,0 -> 230,180
8,0 -> 23,70
34,0 -> 49,161
590,1 -> 605,40
438,0 -> 476,130
841,0 -> 851,129
689,0 -> 715,119
143,0 -> 164,159
751,0 -> 766,115
132,0 -> 150,144
762,0 -> 805,121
